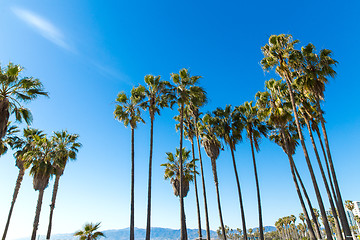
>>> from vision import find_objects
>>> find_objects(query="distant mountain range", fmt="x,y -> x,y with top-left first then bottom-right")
18,226 -> 276,240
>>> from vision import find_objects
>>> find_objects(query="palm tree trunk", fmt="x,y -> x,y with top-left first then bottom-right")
303,116 -> 343,240
315,127 -> 337,203
280,128 -> 316,240
0,98 -> 9,140
229,139 -> 247,240
191,139 -> 202,239
31,189 -> 45,240
210,158 -> 226,240
46,175 -> 61,240
293,161 -> 322,239
2,168 -> 25,240
284,76 -> 333,239
249,131 -> 264,240
145,117 -> 154,240
179,104 -> 187,240
196,132 -> 210,240
316,100 -> 352,239
130,127 -> 135,240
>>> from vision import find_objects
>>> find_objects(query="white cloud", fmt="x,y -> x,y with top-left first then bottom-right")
12,7 -> 72,51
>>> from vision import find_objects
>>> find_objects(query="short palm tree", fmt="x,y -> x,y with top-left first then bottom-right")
0,62 -> 48,140
114,87 -> 144,240
261,34 -> 333,239
74,222 -> 105,240
161,148 -> 196,236
345,201 -> 357,240
212,105 -> 247,240
24,135 -> 55,240
46,130 -> 81,240
2,128 -> 44,240
134,75 -> 172,240
200,114 -> 227,240
237,101 -> 268,240
171,68 -> 205,240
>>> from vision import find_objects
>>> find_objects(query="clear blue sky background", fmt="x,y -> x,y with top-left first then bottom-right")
0,0 -> 359,239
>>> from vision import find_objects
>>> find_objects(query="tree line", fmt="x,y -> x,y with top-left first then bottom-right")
0,63 -> 81,240
114,34 -> 355,240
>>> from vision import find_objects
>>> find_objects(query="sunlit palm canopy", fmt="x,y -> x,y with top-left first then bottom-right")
237,101 -> 268,152
74,222 -> 105,240
0,62 -> 48,139
114,87 -> 145,129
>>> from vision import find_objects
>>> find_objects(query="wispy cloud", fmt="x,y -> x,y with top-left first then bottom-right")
12,7 -> 72,51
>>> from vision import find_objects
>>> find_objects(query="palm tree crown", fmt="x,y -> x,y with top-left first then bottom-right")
0,62 -> 48,139
74,222 -> 105,240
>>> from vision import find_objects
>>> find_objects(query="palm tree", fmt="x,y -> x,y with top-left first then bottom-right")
256,79 -> 316,239
24,134 -> 55,240
134,75 -> 172,240
261,34 -> 333,239
237,101 -> 268,240
187,99 -> 211,240
114,87 -> 144,240
74,222 -> 105,240
296,43 -> 351,238
297,99 -> 343,240
200,114 -> 227,240
0,62 -> 48,140
175,108 -> 202,239
171,68 -> 205,240
46,130 -> 81,240
2,128 -> 44,240
212,105 -> 247,240
161,148 -> 196,238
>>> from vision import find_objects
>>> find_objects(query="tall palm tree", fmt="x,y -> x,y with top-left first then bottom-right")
261,34 -> 333,239
161,148 -> 196,238
256,79 -> 316,239
2,128 -> 44,240
200,114 -> 227,240
296,43 -> 351,238
134,75 -> 173,240
74,222 -> 105,240
297,100 -> 343,240
212,105 -> 248,240
114,87 -> 144,240
171,68 -> 205,240
187,96 -> 211,240
24,135 -> 55,240
175,108 -> 202,239
0,62 -> 48,140
237,101 -> 268,240
46,130 -> 81,240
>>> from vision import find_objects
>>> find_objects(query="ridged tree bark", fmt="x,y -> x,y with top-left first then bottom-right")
284,75 -> 333,239
0,99 -> 9,140
229,139 -> 247,240
145,116 -> 154,240
249,130 -> 264,240
279,128 -> 316,240
46,174 -> 61,240
195,132 -> 210,240
191,139 -> 202,239
317,101 -> 352,239
179,104 -> 187,240
303,115 -> 343,240
130,127 -> 135,240
2,168 -> 25,240
31,189 -> 45,240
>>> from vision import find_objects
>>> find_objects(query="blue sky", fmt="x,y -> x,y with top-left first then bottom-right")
0,0 -> 360,239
